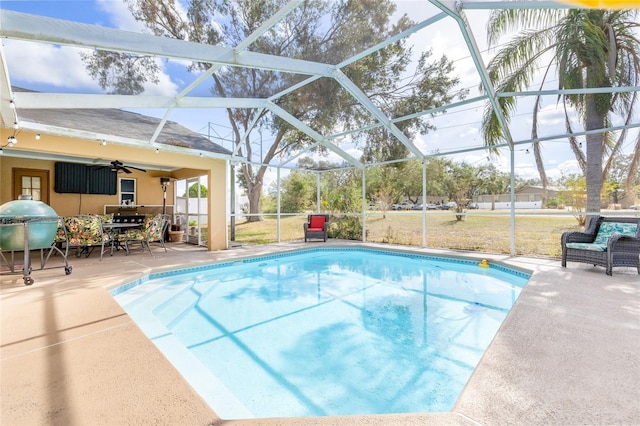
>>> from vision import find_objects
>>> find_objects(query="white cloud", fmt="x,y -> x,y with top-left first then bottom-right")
96,0 -> 146,32
458,126 -> 480,140
547,159 -> 581,180
511,162 -> 540,180
4,40 -> 101,91
5,39 -> 178,96
537,102 -> 578,129
142,59 -> 179,96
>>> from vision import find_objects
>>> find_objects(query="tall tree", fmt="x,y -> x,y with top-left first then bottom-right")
442,162 -> 481,221
271,169 -> 316,213
83,0 -> 465,221
606,151 -> 640,205
481,8 -> 640,215
478,164 -> 510,210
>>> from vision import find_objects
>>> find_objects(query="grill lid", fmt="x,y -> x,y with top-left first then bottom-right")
0,195 -> 59,251
0,195 -> 58,223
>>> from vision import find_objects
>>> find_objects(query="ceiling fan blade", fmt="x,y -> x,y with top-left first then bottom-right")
108,160 -> 146,173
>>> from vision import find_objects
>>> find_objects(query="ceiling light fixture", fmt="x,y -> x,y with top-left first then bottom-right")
101,140 -> 107,146
13,121 -> 19,130
8,136 -> 17,146
9,100 -> 15,109
35,133 -> 41,140
155,148 -> 159,154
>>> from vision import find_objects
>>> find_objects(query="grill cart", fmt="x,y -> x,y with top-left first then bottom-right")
0,196 -> 71,285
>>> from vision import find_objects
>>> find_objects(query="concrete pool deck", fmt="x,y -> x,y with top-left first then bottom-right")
1,241 -> 639,425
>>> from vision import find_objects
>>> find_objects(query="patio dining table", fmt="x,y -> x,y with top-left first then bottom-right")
102,222 -> 142,256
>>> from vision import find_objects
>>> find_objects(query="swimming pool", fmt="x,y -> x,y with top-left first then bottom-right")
112,247 -> 530,419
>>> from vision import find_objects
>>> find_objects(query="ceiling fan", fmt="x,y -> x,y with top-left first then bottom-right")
109,160 -> 147,174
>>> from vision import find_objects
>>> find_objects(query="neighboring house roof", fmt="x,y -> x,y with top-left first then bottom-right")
12,87 -> 232,156
515,185 -> 560,195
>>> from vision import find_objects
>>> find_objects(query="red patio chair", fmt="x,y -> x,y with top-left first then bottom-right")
304,214 -> 329,242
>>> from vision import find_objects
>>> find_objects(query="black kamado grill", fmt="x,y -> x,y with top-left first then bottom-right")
0,195 -> 71,285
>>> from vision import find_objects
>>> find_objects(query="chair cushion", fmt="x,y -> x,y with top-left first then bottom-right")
310,216 -> 326,229
566,242 -> 607,252
54,218 -> 67,243
146,215 -> 163,239
593,222 -> 638,245
66,215 -> 107,245
123,228 -> 145,240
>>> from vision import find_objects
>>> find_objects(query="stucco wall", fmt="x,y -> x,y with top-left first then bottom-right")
0,156 -> 175,217
0,130 -> 228,250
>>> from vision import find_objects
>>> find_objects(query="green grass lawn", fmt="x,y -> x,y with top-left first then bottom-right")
230,211 -> 585,258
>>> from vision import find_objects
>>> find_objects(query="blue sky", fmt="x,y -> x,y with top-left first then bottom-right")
2,0 -> 637,185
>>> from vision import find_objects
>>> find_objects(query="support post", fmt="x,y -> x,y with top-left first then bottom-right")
316,172 -> 321,213
422,160 -> 427,247
230,163 -> 236,242
362,168 -> 367,242
277,167 -> 281,243
510,148 -> 516,256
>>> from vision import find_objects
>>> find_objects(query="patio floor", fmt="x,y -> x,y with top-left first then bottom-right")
1,240 -> 639,425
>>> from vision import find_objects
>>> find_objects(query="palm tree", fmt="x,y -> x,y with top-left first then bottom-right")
481,8 -> 640,215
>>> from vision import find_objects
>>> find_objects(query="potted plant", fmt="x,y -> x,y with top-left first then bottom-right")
168,224 -> 184,242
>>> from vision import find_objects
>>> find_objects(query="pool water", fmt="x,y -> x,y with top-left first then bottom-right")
112,248 -> 529,419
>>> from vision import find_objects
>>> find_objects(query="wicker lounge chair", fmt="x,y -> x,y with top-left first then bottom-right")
561,215 -> 640,276
304,214 -> 329,242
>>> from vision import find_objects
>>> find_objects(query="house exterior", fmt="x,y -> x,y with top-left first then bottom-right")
1,90 -> 232,251
475,186 -> 560,209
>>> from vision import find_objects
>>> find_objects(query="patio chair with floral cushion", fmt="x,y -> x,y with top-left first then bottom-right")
43,216 -> 71,269
121,214 -> 167,254
52,216 -> 69,258
65,215 -> 110,260
304,214 -> 329,242
561,215 -> 640,276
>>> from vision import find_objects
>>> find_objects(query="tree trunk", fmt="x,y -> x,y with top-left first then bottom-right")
585,94 -> 605,216
531,108 -> 549,207
533,142 -> 549,207
247,181 -> 263,222
240,129 -> 285,222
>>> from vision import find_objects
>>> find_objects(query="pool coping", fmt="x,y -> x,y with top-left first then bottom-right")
2,240 -> 639,425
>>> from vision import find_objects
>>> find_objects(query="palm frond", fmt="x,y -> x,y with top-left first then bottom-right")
487,29 -> 557,87
486,8 -> 565,47
483,6 -> 639,188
